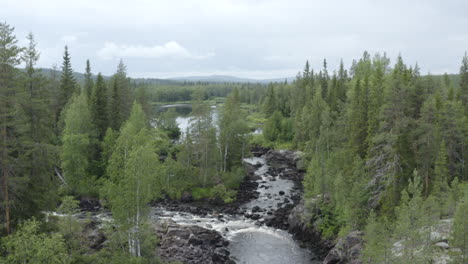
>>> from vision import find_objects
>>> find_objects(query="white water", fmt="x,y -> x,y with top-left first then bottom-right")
153,156 -> 319,264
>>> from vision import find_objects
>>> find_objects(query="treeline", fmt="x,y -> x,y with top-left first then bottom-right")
260,52 -> 468,262
139,82 -> 267,104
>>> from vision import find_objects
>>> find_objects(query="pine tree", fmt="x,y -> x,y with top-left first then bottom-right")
459,52 -> 468,116
57,46 -> 77,120
110,80 -> 122,130
83,59 -> 94,100
393,171 -> 429,263
321,59 -> 329,101
263,84 -> 276,117
16,32 -> 58,220
362,211 -> 392,264
91,73 -> 108,140
0,22 -> 23,234
109,60 -> 132,130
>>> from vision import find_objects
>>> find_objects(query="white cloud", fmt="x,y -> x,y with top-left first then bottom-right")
61,35 -> 78,42
97,41 -> 215,60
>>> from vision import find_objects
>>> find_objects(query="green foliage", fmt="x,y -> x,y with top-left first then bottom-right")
58,46 -> 77,118
56,196 -> 84,253
451,187 -> 468,263
263,111 -> 293,143
60,93 -> 96,196
91,73 -> 108,140
361,211 -> 392,264
1,218 -> 70,264
104,102 -> 163,257
156,108 -> 181,140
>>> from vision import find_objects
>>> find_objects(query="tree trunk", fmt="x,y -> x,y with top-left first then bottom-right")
223,142 -> 229,172
2,121 -> 10,235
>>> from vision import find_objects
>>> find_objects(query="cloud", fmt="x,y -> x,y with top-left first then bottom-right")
97,41 -> 215,60
60,35 -> 78,43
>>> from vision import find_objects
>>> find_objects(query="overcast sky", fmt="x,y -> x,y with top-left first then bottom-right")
2,0 -> 468,79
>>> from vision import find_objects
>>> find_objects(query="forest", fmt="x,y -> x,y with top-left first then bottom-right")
0,20 -> 467,264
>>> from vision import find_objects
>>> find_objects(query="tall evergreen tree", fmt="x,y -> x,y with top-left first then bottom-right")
83,59 -> 94,100
460,52 -> 468,116
16,32 -> 58,220
91,73 -> 108,140
57,46 -> 76,122
0,22 -> 23,234
109,60 -> 132,130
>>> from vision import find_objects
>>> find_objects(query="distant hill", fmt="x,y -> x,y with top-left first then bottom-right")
168,75 -> 294,84
37,69 -> 293,85
36,68 -> 458,87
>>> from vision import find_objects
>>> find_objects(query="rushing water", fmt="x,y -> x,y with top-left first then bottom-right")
153,104 -> 318,263
154,156 -> 318,264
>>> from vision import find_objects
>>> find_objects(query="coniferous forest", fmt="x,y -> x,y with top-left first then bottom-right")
0,19 -> 467,264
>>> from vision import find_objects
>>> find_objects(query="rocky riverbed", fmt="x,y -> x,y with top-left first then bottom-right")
70,146 -> 329,264
151,146 -> 324,264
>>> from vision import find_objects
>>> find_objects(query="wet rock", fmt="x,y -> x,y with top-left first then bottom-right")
82,220 -> 106,250
252,206 -> 261,213
323,231 -> 363,264
250,214 -> 261,220
250,145 -> 270,157
79,196 -> 101,212
158,221 -> 233,264
288,198 -> 334,259
188,234 -> 203,246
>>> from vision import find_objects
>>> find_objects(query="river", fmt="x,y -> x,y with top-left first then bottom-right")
154,104 -> 318,263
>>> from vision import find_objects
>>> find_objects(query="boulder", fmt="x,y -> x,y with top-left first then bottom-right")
157,221 -> 234,264
323,231 -> 364,264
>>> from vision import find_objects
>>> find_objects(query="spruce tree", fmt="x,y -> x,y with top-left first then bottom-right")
320,59 -> 329,101
83,59 -> 94,100
16,32 -> 58,220
459,52 -> 468,116
91,73 -> 108,140
0,22 -> 23,234
57,46 -> 76,121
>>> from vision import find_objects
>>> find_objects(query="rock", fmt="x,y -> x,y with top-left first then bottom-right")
157,222 -> 233,264
79,196 -> 101,212
279,191 -> 285,195
212,248 -> 230,262
435,242 -> 450,250
250,214 -> 261,220
181,191 -> 193,203
323,231 -> 364,264
252,206 -> 261,213
188,234 -> 203,246
288,198 -> 334,259
250,145 -> 270,157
